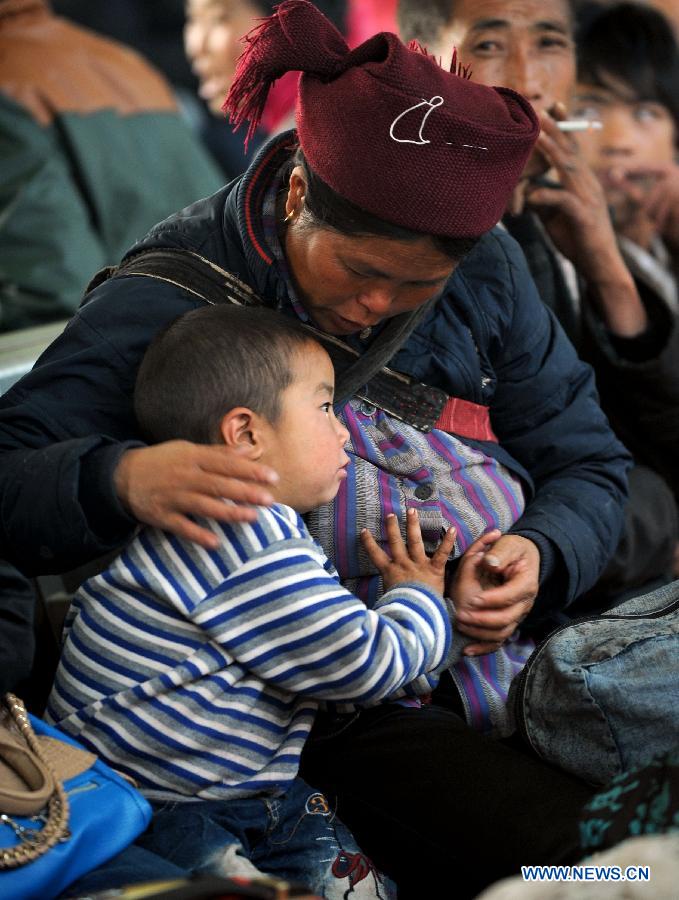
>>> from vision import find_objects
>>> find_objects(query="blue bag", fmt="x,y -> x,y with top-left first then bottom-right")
512,580 -> 679,785
0,695 -> 151,900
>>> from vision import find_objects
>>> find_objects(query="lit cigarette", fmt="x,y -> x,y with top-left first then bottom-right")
556,119 -> 603,132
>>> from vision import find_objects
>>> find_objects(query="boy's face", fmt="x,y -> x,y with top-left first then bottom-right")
261,342 -> 350,513
573,81 -> 677,227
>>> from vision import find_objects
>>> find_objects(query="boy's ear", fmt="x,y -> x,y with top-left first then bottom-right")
219,408 -> 266,459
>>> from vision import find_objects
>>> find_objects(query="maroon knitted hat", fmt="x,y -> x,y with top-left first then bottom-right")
224,0 -> 539,238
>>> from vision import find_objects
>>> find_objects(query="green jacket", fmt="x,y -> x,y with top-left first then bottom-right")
0,0 -> 223,330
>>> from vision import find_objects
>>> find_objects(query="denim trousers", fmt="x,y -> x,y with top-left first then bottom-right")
63,777 -> 394,899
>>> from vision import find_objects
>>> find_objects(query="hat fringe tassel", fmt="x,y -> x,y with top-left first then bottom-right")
450,48 -> 473,80
223,1 -> 308,148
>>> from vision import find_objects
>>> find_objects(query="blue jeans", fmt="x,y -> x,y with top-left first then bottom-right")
65,778 -> 394,899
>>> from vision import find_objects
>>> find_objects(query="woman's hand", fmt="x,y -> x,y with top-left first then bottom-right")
451,532 -> 540,656
361,509 -> 456,595
114,441 -> 279,549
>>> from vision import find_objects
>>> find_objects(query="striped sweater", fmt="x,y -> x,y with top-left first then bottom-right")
47,504 -> 451,801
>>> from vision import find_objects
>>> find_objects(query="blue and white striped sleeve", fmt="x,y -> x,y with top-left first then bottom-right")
192,536 -> 452,705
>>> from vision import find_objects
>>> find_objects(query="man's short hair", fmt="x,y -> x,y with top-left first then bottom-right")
397,0 -> 457,46
134,306 -> 316,445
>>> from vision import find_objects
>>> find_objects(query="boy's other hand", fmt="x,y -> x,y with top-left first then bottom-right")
361,509 -> 456,595
114,441 -> 279,549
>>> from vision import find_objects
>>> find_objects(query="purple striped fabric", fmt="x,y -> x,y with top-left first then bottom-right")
307,403 -> 534,735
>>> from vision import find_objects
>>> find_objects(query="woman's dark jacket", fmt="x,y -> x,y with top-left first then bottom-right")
0,133 -> 630,623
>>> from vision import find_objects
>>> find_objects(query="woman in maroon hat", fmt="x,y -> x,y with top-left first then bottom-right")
0,1 -> 629,895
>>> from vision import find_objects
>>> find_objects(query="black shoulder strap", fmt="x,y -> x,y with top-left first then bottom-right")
83,248 -> 262,309
84,248 -> 448,432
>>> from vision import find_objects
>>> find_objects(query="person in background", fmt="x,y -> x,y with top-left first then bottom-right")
184,0 -> 347,175
397,0 -> 679,606
0,3 -> 626,893
49,0 -> 348,181
574,1 -> 679,310
0,0 -> 224,331
51,0 -> 196,91
573,0 -> 679,574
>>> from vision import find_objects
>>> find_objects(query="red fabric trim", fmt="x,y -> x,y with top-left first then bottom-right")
434,397 -> 497,443
244,143 -> 284,266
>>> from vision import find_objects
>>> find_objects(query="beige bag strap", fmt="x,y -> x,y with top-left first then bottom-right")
0,695 -> 70,870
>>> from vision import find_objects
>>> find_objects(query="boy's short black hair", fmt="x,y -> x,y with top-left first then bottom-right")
134,305 -> 317,445
576,1 -> 679,134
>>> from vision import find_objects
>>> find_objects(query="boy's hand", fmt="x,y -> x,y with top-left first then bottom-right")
615,162 -> 679,254
361,509 -> 456,595
451,530 -> 539,657
114,441 -> 279,549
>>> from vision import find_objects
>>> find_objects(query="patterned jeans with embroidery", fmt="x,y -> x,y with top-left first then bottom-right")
134,777 -> 395,899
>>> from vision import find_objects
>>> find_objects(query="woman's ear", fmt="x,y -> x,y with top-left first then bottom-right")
219,408 -> 266,459
285,167 -> 307,221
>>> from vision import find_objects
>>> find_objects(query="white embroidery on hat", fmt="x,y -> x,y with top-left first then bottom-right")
389,96 -> 444,145
458,143 -> 489,151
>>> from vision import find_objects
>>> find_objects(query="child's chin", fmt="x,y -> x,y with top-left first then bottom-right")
314,485 -> 343,509
295,487 -> 341,514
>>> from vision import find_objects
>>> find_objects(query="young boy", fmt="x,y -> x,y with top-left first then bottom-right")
47,304 -> 469,899
574,1 -> 679,312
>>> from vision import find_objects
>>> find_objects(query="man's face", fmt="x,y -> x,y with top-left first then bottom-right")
431,0 -> 576,116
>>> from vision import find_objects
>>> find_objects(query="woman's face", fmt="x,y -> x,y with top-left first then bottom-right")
284,223 -> 456,336
184,0 -> 262,115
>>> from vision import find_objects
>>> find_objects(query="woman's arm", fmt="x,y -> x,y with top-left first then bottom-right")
0,276 -> 276,573
478,230 -> 632,616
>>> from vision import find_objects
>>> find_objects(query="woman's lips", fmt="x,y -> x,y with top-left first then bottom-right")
329,310 -> 369,332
